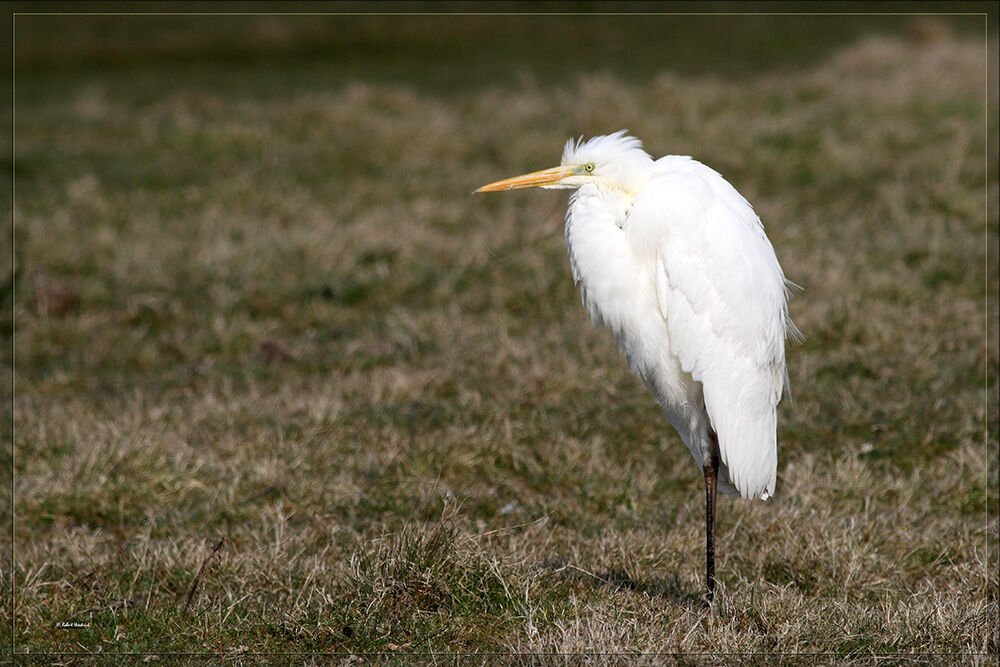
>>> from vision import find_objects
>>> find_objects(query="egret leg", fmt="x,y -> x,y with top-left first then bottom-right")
703,433 -> 721,604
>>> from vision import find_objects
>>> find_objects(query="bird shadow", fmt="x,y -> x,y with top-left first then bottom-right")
537,559 -> 705,609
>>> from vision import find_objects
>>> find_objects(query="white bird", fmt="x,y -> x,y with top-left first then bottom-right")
475,131 -> 798,602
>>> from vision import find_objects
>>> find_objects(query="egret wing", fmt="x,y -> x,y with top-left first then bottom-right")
632,161 -> 790,500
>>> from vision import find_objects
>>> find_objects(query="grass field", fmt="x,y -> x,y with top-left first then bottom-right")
6,10 -> 999,661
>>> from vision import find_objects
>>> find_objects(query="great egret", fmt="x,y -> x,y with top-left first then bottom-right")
475,131 -> 798,602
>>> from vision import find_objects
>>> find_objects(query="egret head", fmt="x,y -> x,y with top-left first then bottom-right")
475,130 -> 655,197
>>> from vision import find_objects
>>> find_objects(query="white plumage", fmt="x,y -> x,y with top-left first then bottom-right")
476,130 -> 798,601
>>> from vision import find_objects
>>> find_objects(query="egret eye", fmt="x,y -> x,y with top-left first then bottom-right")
584,163 -> 596,172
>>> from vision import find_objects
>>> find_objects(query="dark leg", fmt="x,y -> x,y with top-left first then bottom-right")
703,431 -> 721,604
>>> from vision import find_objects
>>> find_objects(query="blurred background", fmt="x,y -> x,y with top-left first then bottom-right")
6,2 -> 998,656
8,4 -> 992,90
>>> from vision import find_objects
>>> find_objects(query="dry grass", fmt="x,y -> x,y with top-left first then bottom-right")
6,14 -> 998,661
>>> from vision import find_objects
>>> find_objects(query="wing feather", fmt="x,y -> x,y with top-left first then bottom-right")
631,161 -> 791,499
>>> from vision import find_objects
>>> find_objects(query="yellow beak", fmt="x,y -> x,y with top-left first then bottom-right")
474,166 -> 574,193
